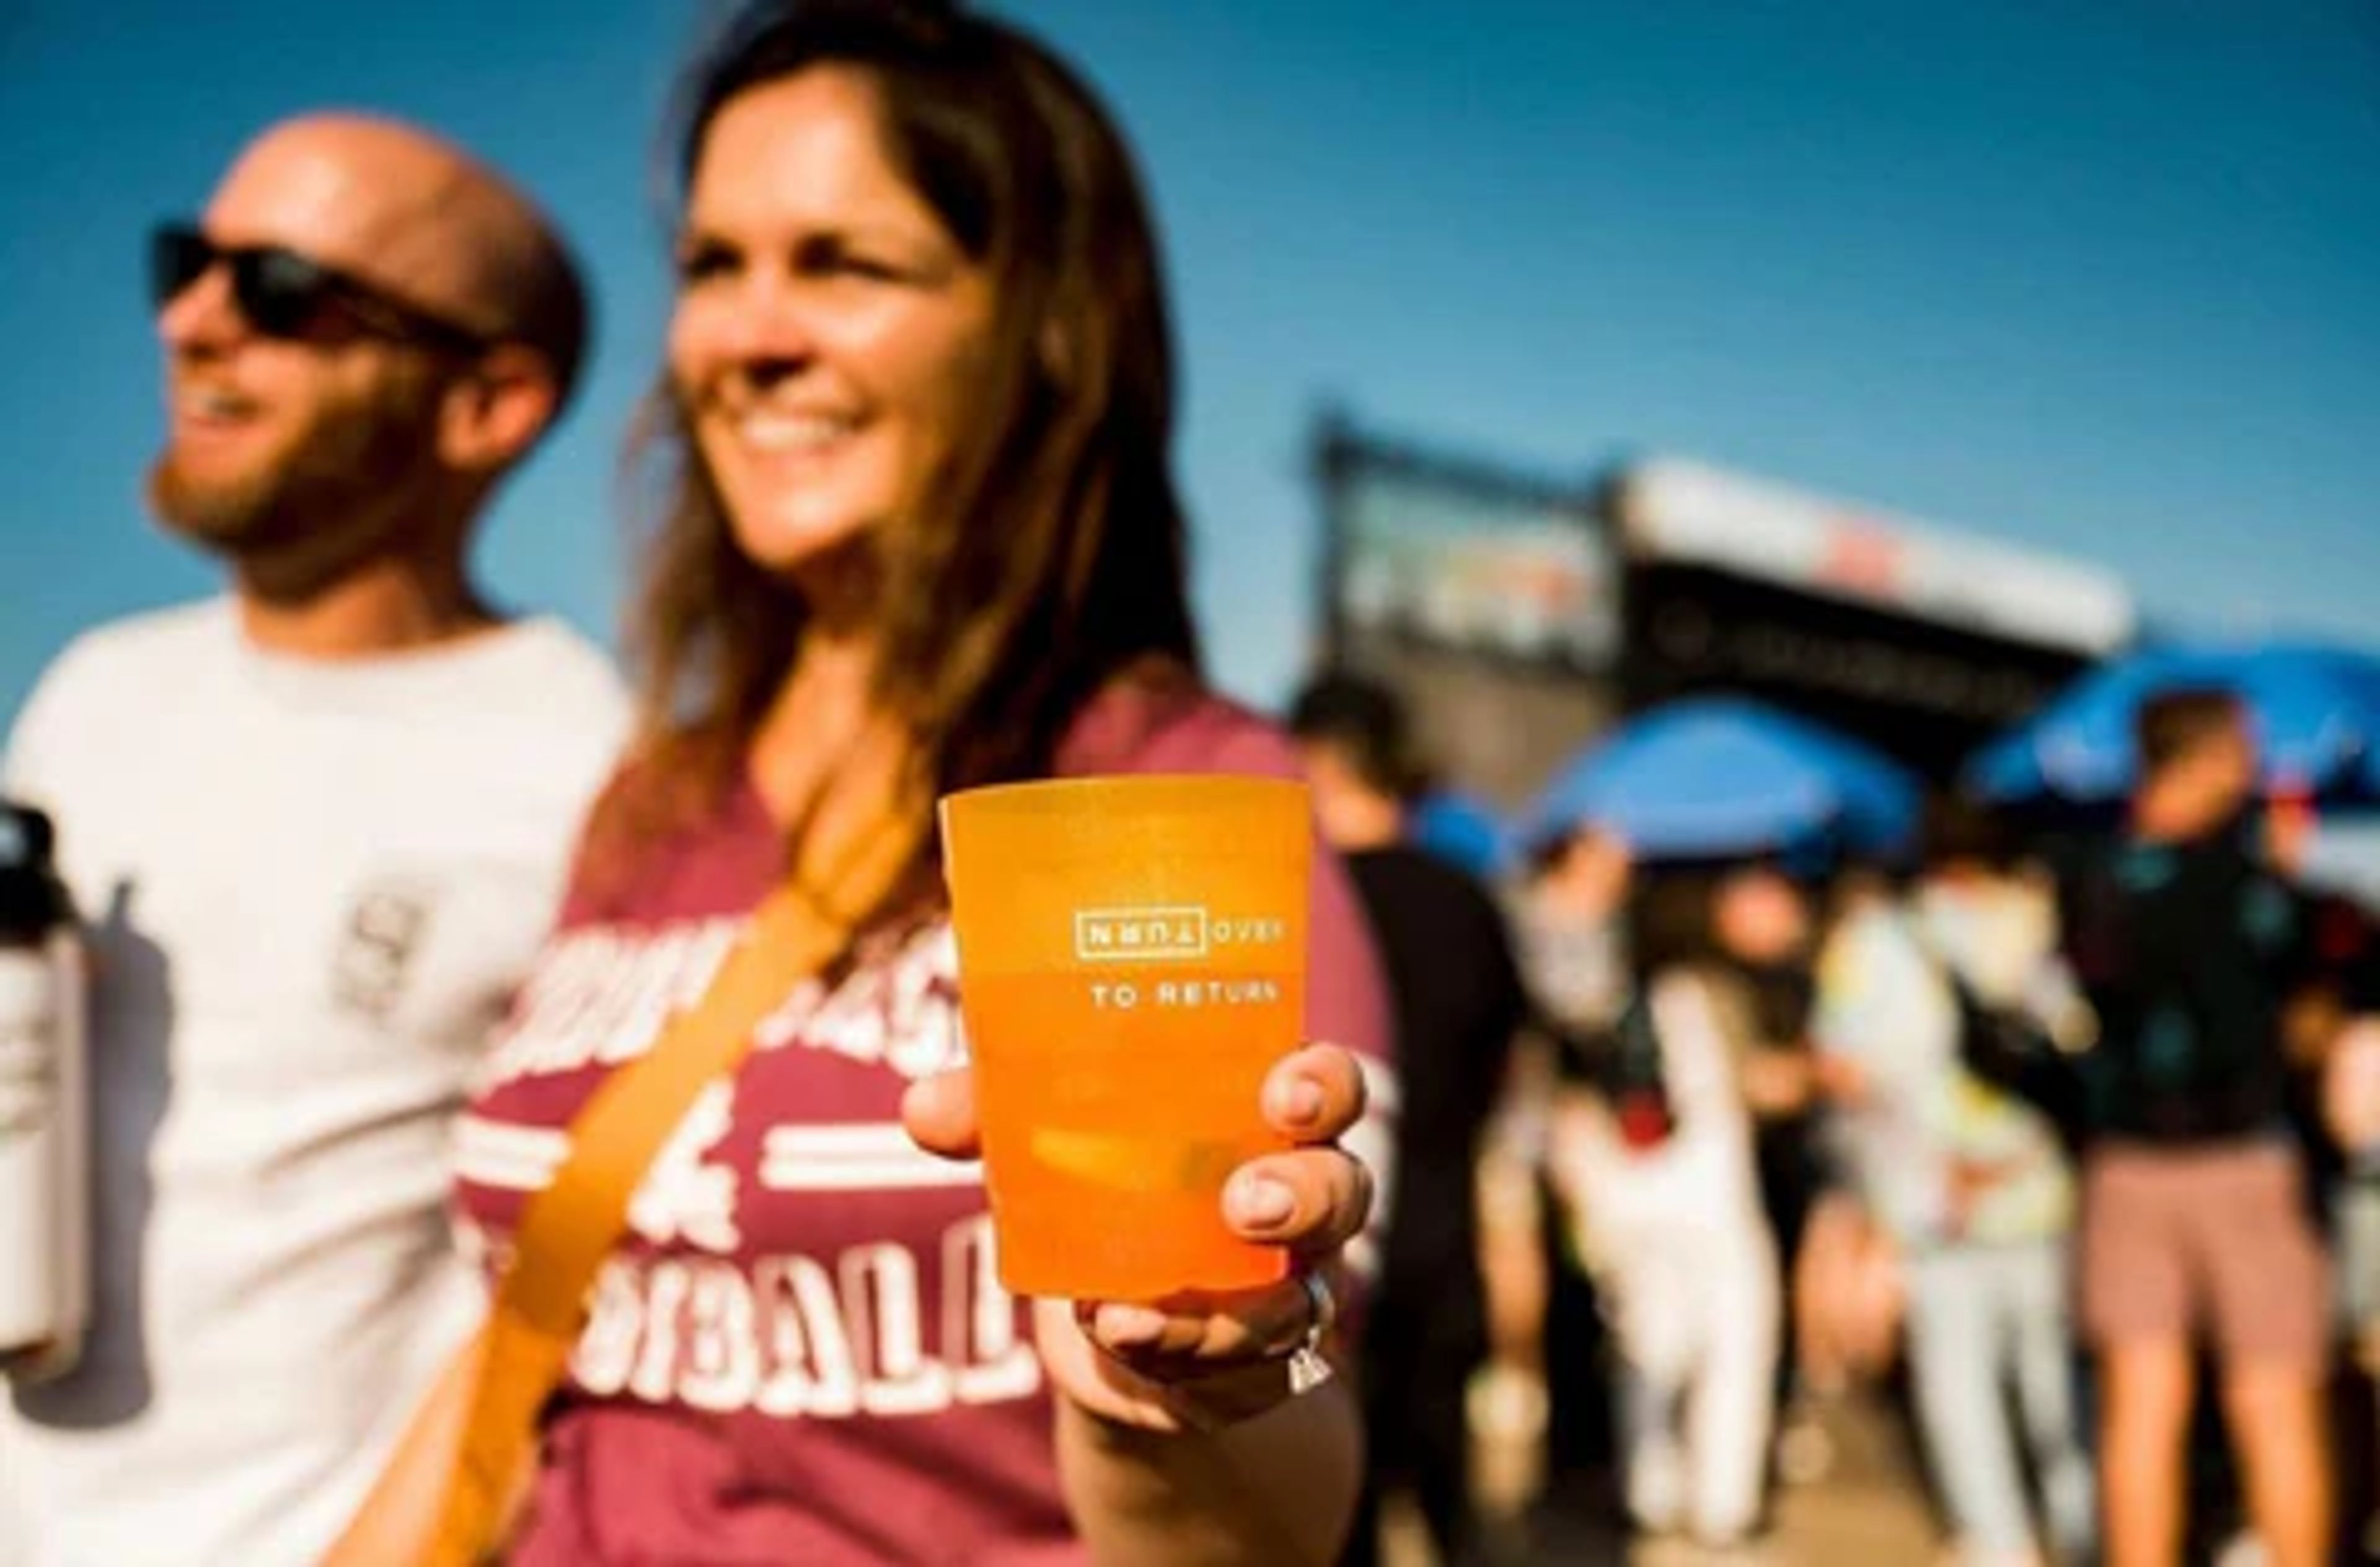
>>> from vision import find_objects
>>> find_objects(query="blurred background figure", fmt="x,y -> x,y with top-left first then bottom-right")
1812,800 -> 2095,1566
1504,820 -> 1636,1538
2324,1005 -> 2380,1560
1515,826 -> 1636,1055
0,113 -> 625,1567
1292,673 -> 1529,1567
1549,860 -> 1821,1552
2060,689 -> 2335,1567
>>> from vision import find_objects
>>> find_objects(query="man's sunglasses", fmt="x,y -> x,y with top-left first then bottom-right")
149,223 -> 491,356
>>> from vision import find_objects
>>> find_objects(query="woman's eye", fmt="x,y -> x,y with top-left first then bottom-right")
675,241 -> 738,285
793,237 -> 907,283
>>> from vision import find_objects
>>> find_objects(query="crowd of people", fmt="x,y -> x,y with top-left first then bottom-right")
1294,673 -> 2380,1567
1,1 -> 2375,1565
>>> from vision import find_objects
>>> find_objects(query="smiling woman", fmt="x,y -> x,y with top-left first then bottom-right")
613,0 -> 1215,837
321,4 -> 1393,1566
667,69 -> 996,579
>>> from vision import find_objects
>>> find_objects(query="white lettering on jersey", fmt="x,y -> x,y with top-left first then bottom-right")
630,1260 -> 696,1403
844,1244 -> 954,1416
884,926 -> 967,1081
483,921 -> 741,1085
680,1261 -> 764,1414
480,917 -> 969,1088
756,1253 -> 859,1418
751,974 -> 831,1051
945,1215 -> 1040,1405
575,1253 -> 646,1395
757,1122 -> 982,1193
786,922 -> 967,1079
625,1082 -> 742,1254
565,1226 -> 1040,1420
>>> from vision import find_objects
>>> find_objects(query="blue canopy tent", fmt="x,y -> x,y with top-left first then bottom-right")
1513,697 -> 1922,866
1967,642 -> 2380,807
1408,790 -> 1512,881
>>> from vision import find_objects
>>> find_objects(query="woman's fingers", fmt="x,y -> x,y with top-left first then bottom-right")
1077,1273 -> 1324,1367
1261,1041 -> 1367,1144
1037,1294 -> 1326,1434
1241,1046 -> 1375,1257
1025,1041 -> 1370,1430
1223,1147 -> 1371,1259
898,1068 -> 980,1160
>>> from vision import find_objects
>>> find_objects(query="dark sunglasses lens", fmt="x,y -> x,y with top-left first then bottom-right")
150,227 -> 214,309
144,227 -> 471,350
235,249 -> 338,338
146,226 -> 340,340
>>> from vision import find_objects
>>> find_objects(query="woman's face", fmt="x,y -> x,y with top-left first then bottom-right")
1714,866 -> 1810,966
671,68 -> 997,579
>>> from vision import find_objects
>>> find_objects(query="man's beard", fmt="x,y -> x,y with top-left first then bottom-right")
148,373 -> 450,602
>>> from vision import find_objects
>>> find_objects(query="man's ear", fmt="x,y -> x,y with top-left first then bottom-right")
438,344 -> 559,474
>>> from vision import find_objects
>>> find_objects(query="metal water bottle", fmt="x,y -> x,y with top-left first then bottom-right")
0,801 -> 87,1382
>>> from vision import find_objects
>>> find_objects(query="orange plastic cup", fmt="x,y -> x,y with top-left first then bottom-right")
940,774 -> 1311,1301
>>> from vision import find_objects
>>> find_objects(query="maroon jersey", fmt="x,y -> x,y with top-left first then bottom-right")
456,682 -> 1393,1565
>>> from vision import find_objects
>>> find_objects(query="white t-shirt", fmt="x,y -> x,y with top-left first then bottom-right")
0,599 -> 628,1567
1550,969 -> 1770,1285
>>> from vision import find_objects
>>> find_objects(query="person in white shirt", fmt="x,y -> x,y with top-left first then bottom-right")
1815,842 -> 2094,1567
0,112 -> 629,1567
1551,862 -> 1818,1548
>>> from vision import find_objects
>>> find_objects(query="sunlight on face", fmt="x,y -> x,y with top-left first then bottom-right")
669,68 -> 997,582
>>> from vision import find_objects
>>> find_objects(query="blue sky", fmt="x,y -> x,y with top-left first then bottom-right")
3,0 -> 2376,732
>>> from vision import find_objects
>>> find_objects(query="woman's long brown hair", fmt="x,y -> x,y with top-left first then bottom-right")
593,0 -> 1200,887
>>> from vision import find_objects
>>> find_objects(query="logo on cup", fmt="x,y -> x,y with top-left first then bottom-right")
1075,906 -> 1208,963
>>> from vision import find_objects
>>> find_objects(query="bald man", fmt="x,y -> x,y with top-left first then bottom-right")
0,115 -> 629,1566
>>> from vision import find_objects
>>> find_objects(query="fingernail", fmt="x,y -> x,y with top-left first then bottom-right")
1095,1304 -> 1168,1348
1274,1077 -> 1324,1127
1232,1172 -> 1295,1229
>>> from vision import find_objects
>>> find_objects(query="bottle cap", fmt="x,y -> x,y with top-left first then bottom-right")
0,801 -> 68,941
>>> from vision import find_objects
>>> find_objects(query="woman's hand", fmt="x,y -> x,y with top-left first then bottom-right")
902,1042 -> 1372,1434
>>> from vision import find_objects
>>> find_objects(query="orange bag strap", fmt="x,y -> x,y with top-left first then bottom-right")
427,810 -> 924,1567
